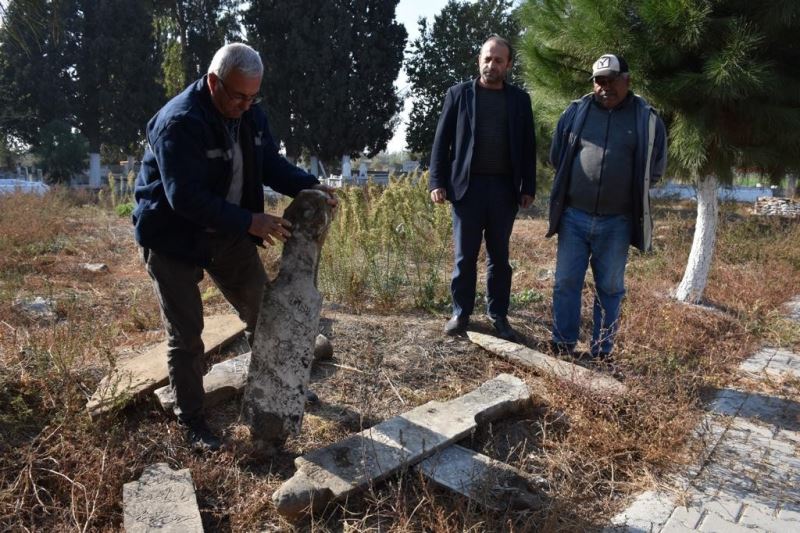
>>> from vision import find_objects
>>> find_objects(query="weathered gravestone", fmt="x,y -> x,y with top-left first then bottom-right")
272,374 -> 531,520
416,444 -> 546,511
122,463 -> 203,532
241,190 -> 333,448
87,314 -> 245,419
467,331 -> 627,396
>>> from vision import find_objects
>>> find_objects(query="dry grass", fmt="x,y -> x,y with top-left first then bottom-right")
1,189 -> 799,531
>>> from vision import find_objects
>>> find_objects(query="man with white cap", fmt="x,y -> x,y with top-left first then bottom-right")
546,53 -> 667,361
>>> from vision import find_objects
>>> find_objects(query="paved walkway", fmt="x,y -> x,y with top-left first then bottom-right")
609,298 -> 800,533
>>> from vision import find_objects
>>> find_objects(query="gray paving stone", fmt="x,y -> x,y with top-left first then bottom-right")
739,503 -> 786,532
702,497 -> 743,522
271,374 -> 530,520
608,490 -> 675,531
122,463 -> 203,532
663,504 -> 704,530
697,512 -> 752,532
155,352 -> 250,411
777,503 -> 800,523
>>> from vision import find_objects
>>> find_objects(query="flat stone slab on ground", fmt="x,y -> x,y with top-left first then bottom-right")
155,352 -> 250,411
87,314 -> 245,418
272,373 -> 531,520
467,331 -> 627,396
123,463 -> 203,532
153,334 -> 333,412
416,444 -> 545,511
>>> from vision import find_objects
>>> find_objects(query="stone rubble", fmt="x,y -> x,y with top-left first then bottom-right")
753,196 -> 800,218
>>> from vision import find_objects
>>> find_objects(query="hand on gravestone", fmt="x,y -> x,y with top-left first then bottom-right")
248,213 -> 292,245
311,184 -> 339,208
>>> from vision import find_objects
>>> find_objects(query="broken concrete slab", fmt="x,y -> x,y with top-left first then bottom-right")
272,373 -> 530,520
87,314 -> 245,419
154,334 -> 333,411
416,444 -> 546,511
122,463 -> 203,532
467,331 -> 626,396
242,190 -> 333,447
155,352 -> 250,412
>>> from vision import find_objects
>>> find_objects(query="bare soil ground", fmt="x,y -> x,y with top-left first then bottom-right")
1,191 -> 799,531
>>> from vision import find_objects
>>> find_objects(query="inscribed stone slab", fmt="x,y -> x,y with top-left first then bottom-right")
467,331 -> 627,396
122,463 -> 203,532
242,191 -> 332,446
272,373 -> 530,519
87,314 -> 245,418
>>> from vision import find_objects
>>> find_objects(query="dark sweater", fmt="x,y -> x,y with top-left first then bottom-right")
567,94 -> 637,214
470,84 -> 512,176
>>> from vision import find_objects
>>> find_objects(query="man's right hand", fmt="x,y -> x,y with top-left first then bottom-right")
430,188 -> 447,204
248,213 -> 292,245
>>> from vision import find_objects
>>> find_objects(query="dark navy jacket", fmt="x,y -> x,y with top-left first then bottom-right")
547,92 -> 667,251
133,77 -> 318,266
428,79 -> 536,202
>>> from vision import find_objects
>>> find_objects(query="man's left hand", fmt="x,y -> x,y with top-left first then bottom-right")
312,184 -> 339,208
519,194 -> 535,209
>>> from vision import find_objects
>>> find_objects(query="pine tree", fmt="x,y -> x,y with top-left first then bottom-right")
404,0 -> 520,161
520,0 -> 800,303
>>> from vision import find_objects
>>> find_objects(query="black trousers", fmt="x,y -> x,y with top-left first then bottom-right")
142,233 -> 267,423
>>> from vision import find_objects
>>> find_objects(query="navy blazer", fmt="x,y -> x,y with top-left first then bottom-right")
429,79 -> 536,202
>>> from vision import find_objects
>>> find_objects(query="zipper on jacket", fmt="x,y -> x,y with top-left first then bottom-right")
593,109 -> 613,215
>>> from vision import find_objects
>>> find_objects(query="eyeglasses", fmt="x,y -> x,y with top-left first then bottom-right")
593,75 -> 621,86
217,78 -> 263,105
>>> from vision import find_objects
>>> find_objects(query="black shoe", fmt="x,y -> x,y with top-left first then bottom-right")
549,341 -> 575,357
491,316 -> 519,342
305,389 -> 319,404
184,418 -> 221,452
444,315 -> 469,336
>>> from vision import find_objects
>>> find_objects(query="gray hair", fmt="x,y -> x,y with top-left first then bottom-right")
208,43 -> 263,80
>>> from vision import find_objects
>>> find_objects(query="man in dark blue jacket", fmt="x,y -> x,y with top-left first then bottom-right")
429,35 -> 536,341
547,54 -> 666,360
133,43 -> 335,451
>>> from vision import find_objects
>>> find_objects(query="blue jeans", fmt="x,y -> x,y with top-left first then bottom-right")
451,175 -> 518,319
552,207 -> 631,355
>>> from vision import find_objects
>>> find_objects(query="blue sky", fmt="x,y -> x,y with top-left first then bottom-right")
387,0 -> 451,152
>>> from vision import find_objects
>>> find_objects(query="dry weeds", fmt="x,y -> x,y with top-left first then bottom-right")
1,189 -> 799,531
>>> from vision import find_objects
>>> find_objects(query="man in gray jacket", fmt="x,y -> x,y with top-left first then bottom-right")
547,54 -> 667,360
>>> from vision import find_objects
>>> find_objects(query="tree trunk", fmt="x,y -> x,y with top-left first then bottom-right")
88,153 -> 102,188
309,155 -> 319,178
675,175 -> 719,303
787,174 -> 797,199
341,154 -> 351,181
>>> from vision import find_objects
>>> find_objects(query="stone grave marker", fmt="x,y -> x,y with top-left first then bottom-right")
241,190 -> 333,448
416,444 -> 546,511
467,331 -> 627,396
272,373 -> 531,520
153,334 -> 332,411
123,463 -> 203,532
87,314 -> 245,418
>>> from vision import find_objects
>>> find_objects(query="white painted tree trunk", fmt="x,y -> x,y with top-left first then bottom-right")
310,155 -> 319,178
89,152 -> 102,188
359,161 -> 368,179
675,175 -> 719,303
